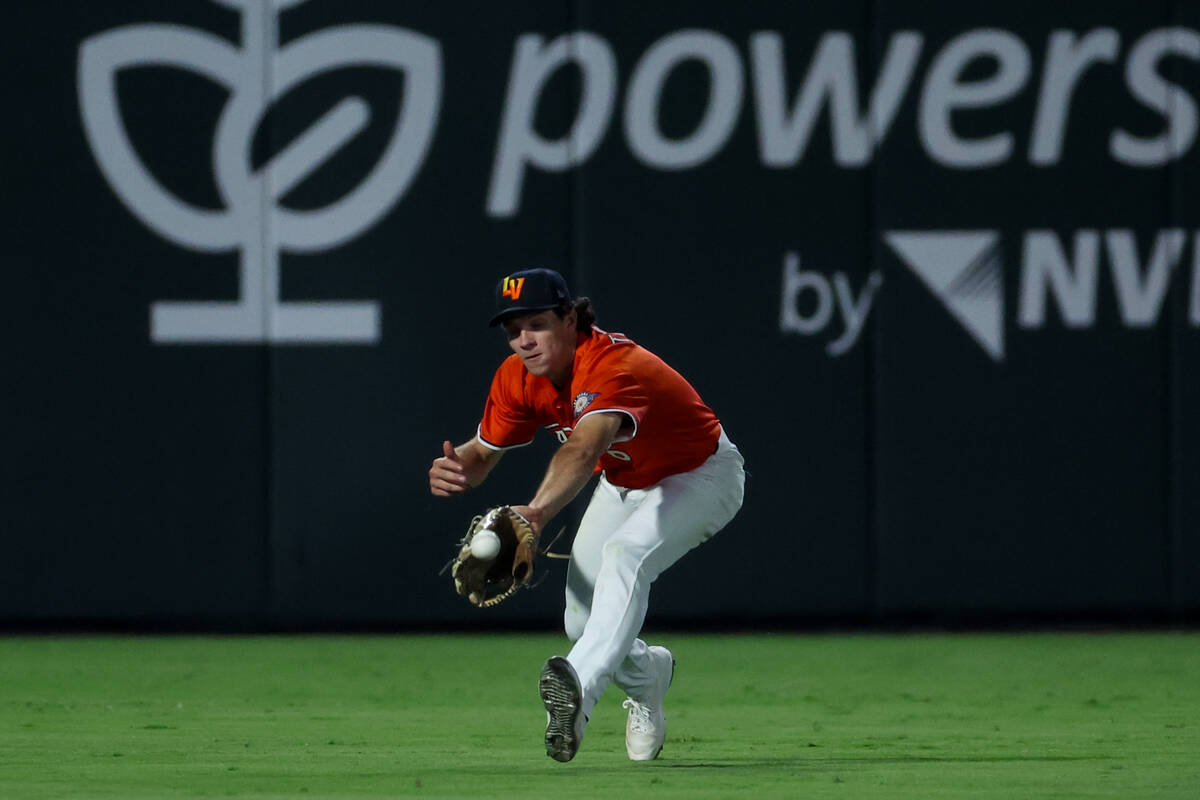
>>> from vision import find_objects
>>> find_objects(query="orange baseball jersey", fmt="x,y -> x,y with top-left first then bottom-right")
477,327 -> 722,489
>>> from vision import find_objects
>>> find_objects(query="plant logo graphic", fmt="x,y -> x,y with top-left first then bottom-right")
78,0 -> 442,344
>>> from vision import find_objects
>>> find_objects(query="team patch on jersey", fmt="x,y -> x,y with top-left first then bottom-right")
573,391 -> 599,417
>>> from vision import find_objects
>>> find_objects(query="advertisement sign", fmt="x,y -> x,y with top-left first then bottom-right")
4,0 -> 1197,624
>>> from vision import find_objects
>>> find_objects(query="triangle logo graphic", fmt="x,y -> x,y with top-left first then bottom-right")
884,231 -> 1005,361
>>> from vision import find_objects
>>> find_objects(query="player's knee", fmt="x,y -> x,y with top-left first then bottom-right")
563,602 -> 588,642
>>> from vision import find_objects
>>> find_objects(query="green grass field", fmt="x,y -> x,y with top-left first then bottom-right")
1,632 -> 1197,799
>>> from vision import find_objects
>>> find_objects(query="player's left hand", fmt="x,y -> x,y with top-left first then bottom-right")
448,505 -> 540,607
509,504 -> 544,534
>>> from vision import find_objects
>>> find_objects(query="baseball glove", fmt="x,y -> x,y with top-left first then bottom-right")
448,506 -> 539,608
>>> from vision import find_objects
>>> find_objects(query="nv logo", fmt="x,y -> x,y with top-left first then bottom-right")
77,0 -> 443,344
884,231 -> 1005,361
502,277 -> 526,300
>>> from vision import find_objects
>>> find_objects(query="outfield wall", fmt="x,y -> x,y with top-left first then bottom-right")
5,0 -> 1199,628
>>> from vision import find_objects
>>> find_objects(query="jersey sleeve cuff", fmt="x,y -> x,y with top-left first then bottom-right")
475,425 -> 535,451
578,408 -> 639,442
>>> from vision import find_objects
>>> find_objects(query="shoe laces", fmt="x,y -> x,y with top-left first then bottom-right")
622,698 -> 654,734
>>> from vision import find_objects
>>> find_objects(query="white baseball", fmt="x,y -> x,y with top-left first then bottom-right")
470,529 -> 501,560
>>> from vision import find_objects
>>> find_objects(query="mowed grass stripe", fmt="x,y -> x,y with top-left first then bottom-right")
1,633 -> 1197,799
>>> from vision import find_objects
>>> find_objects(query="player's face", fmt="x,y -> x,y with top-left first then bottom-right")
503,309 -> 577,386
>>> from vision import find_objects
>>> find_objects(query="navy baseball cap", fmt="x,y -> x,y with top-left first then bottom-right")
488,268 -> 572,326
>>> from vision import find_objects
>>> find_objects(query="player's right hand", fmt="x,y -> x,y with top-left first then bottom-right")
429,440 -> 469,496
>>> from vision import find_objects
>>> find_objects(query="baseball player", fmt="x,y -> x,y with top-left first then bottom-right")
428,268 -> 745,762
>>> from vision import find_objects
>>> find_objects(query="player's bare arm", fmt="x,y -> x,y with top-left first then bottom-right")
429,438 -> 503,496
512,412 -> 624,532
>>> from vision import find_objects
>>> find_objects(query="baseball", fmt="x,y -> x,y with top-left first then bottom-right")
470,529 -> 501,560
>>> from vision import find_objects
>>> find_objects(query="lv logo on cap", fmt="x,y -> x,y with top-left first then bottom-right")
502,277 -> 525,300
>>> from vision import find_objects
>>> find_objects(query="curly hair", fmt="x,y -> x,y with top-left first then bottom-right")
555,297 -> 596,331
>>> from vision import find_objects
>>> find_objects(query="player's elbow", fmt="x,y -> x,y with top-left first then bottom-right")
558,437 -> 609,473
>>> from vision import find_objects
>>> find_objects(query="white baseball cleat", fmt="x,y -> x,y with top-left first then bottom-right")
539,656 -> 586,762
622,645 -> 675,761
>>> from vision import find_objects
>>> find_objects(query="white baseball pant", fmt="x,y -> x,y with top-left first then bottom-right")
563,428 -> 745,717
